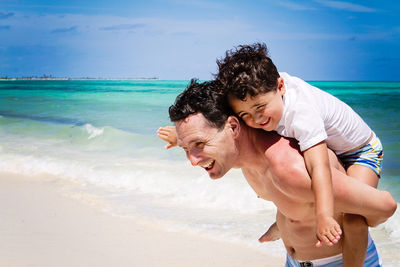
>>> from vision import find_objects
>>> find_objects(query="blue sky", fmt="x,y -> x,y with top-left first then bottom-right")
0,0 -> 399,80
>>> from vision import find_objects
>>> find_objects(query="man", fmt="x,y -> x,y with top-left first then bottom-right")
168,79 -> 397,266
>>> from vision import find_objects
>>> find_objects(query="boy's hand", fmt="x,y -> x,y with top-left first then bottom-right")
157,126 -> 178,149
315,216 -> 342,247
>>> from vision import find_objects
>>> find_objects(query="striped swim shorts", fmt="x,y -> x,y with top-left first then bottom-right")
338,133 -> 383,177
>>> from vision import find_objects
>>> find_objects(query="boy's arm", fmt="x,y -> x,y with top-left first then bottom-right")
303,142 -> 342,247
157,126 -> 178,149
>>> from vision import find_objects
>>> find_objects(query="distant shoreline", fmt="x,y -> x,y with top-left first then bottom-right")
1,78 -> 399,82
0,77 -> 159,81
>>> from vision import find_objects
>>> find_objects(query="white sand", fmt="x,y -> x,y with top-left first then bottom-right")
0,172 -> 283,267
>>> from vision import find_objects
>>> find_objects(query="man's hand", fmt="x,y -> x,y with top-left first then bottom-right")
259,222 -> 281,243
157,126 -> 178,149
315,216 -> 342,247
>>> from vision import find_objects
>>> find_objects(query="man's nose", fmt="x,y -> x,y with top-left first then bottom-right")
187,151 -> 201,166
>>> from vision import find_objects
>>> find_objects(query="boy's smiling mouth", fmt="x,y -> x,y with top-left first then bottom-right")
259,118 -> 270,127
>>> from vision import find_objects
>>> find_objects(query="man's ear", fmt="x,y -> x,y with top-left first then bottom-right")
226,116 -> 240,139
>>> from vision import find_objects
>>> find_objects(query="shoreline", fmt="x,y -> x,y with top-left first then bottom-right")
0,78 -> 159,81
0,172 -> 283,267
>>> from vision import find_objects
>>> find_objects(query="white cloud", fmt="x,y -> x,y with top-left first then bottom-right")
315,0 -> 377,12
168,0 -> 227,10
51,26 -> 78,34
275,1 -> 317,11
3,11 -> 249,40
99,23 -> 146,31
254,30 -> 392,42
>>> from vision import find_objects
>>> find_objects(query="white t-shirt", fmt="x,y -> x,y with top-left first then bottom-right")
274,72 -> 372,155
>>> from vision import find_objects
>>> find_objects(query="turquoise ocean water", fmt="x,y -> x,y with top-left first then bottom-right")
0,80 -> 399,264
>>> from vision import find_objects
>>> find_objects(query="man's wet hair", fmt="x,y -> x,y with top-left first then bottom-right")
169,79 -> 233,129
216,42 -> 280,101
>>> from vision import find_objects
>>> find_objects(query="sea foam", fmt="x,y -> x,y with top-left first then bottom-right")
84,124 -> 104,139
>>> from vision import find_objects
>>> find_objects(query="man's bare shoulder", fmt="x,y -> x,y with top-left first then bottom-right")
257,132 -> 302,165
252,130 -> 310,191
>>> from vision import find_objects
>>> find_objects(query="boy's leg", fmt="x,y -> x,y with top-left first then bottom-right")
342,214 -> 368,267
347,164 -> 379,187
342,165 -> 379,267
328,152 -> 394,225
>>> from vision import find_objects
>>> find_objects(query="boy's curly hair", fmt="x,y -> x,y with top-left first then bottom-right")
216,43 -> 280,100
169,79 -> 233,130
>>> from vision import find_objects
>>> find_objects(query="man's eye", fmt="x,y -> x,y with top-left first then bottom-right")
195,142 -> 204,148
240,113 -> 249,119
194,142 -> 205,149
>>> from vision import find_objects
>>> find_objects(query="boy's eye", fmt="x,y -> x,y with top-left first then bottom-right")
256,104 -> 265,111
239,113 -> 249,119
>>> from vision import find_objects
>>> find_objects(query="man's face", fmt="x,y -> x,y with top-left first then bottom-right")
176,113 -> 238,179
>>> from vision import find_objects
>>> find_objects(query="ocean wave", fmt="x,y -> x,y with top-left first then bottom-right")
84,124 -> 104,139
0,111 -> 86,126
0,145 -> 270,214
0,115 -> 165,153
382,208 -> 400,239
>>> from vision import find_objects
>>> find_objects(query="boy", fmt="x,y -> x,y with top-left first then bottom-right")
158,43 -> 383,266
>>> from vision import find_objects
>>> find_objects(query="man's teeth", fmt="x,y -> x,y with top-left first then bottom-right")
202,160 -> 214,169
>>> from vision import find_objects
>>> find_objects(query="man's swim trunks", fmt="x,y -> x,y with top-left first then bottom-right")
285,233 -> 382,266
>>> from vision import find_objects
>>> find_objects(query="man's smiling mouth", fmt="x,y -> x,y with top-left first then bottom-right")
201,159 -> 215,170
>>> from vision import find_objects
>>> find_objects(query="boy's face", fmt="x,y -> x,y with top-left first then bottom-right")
229,78 -> 285,132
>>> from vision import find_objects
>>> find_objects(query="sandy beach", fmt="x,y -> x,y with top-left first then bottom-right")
0,172 -> 283,267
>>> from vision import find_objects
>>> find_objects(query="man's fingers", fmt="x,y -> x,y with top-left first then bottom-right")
258,234 -> 268,243
157,127 -> 171,136
258,231 -> 272,243
158,133 -> 168,139
315,240 -> 322,247
165,143 -> 173,149
158,131 -> 171,142
157,130 -> 168,137
158,135 -> 169,142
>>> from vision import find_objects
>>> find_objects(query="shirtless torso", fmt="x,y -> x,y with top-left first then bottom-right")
238,127 -> 393,261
